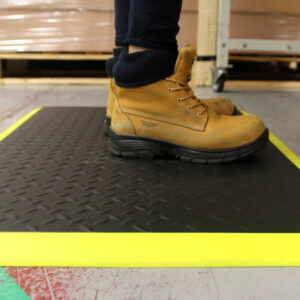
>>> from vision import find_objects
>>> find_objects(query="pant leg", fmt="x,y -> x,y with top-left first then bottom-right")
106,0 -> 130,77
115,0 -> 130,47
113,0 -> 183,87
126,0 -> 182,51
105,48 -> 123,78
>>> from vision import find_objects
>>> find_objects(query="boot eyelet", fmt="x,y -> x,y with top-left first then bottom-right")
168,87 -> 172,92
186,105 -> 192,110
176,98 -> 182,102
196,111 -> 203,117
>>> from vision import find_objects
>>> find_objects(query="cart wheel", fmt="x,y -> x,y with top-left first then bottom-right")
212,76 -> 225,92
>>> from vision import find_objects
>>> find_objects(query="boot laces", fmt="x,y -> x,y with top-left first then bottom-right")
167,79 -> 207,116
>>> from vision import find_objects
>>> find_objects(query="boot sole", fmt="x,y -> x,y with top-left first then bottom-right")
104,116 -> 111,136
108,128 -> 269,164
232,106 -> 242,115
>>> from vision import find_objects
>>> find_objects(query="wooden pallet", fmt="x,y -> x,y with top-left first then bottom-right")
0,52 -> 112,85
226,80 -> 300,89
1,51 -> 300,88
230,55 -> 300,63
193,52 -> 300,87
0,52 -> 112,61
0,77 -> 110,85
192,0 -> 218,86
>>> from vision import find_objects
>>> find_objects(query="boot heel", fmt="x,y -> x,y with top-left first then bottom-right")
108,135 -> 156,159
103,117 -> 111,136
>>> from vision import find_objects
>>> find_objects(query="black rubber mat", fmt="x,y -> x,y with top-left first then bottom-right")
0,107 -> 299,233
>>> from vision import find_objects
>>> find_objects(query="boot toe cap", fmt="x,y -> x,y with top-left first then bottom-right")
235,114 -> 267,146
204,97 -> 235,115
204,113 -> 267,149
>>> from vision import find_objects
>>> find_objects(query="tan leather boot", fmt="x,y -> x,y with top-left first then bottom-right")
104,78 -> 116,134
173,45 -> 239,115
108,46 -> 268,163
104,46 -> 240,135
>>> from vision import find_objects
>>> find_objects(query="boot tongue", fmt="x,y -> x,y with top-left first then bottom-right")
174,45 -> 196,84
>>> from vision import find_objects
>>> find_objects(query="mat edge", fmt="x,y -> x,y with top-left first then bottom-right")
0,107 -> 42,142
1,107 -> 299,168
241,110 -> 300,169
2,232 -> 300,267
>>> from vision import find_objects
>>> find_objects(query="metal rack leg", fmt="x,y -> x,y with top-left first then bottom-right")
212,0 -> 231,92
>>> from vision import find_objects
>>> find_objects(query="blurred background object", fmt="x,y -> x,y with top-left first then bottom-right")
0,0 -> 299,88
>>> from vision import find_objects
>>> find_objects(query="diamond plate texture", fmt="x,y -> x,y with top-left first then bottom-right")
0,107 -> 299,232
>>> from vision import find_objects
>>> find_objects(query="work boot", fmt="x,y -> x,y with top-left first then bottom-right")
104,48 -> 122,135
104,46 -> 240,135
172,45 -> 240,115
104,80 -> 239,135
108,46 -> 268,163
104,77 -> 116,134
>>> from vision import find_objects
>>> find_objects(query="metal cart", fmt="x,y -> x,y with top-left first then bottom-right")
212,0 -> 300,92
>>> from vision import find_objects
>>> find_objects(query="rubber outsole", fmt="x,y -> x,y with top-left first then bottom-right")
104,116 -> 111,136
232,106 -> 242,115
108,128 -> 269,164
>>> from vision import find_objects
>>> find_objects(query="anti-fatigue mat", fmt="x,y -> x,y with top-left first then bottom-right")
0,107 -> 299,267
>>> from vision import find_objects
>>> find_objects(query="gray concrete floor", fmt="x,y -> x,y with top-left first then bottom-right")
0,84 -> 300,299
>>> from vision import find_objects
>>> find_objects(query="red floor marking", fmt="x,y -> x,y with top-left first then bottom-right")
4,267 -> 123,299
5,267 -> 67,300
4,267 -> 190,299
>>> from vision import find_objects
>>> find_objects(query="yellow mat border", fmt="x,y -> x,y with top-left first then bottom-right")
1,232 -> 300,267
0,107 -> 299,267
241,110 -> 300,169
0,107 -> 42,142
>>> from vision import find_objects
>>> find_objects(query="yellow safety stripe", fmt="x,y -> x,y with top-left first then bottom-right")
0,108 -> 42,142
1,232 -> 300,267
241,110 -> 300,169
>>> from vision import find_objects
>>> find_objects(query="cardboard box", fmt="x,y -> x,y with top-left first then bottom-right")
231,0 -> 300,16
178,1 -> 300,52
3,0 -> 299,54
0,9 -> 115,52
1,0 -> 198,12
178,11 -> 198,49
0,0 -> 114,11
182,0 -> 198,12
231,12 -> 300,41
0,3 -> 199,52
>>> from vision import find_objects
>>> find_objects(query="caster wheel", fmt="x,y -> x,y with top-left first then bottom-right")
212,76 -> 225,92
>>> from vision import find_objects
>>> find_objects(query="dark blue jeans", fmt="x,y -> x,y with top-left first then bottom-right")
115,0 -> 182,51
110,0 -> 183,87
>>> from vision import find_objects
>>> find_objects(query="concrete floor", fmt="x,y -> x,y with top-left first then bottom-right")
0,84 -> 299,299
